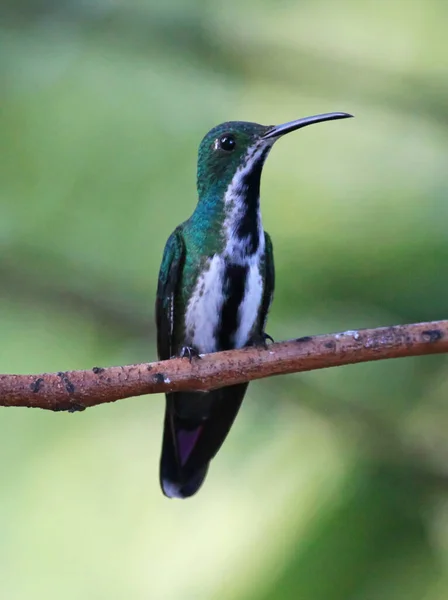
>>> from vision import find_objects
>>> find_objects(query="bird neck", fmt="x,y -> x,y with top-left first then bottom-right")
192,146 -> 270,261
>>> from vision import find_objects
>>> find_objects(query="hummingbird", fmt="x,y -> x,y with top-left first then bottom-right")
156,111 -> 352,498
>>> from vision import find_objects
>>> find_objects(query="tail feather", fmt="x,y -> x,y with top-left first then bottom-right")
160,384 -> 248,499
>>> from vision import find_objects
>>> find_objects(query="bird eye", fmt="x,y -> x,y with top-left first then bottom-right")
218,134 -> 236,152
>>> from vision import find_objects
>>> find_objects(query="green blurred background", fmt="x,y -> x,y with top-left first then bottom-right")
1,0 -> 448,598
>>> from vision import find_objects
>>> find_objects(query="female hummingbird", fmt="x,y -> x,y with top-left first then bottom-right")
156,112 -> 352,498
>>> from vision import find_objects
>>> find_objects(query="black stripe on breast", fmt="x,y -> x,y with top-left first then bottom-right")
236,147 -> 270,255
217,263 -> 248,351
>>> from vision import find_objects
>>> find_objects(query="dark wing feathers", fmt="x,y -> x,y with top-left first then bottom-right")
260,231 -> 275,334
155,229 -> 185,361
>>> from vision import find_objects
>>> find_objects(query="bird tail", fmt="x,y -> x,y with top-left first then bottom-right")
160,407 -> 209,498
159,385 -> 247,499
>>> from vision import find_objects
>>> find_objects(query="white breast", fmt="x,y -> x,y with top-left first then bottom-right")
233,259 -> 263,348
185,254 -> 226,354
184,252 -> 264,354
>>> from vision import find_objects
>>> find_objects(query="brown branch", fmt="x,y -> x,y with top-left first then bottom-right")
0,320 -> 447,412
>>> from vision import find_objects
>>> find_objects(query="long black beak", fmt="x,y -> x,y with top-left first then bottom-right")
262,112 -> 353,139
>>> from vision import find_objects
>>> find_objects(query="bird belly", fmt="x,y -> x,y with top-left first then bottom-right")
184,255 -> 263,354
233,261 -> 263,348
184,255 -> 226,354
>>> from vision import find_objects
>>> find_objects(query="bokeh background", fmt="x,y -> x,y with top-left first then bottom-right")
1,0 -> 448,598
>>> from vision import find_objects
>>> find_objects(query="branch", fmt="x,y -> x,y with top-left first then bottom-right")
1,320 -> 447,411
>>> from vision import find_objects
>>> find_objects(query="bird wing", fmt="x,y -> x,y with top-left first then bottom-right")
155,228 -> 186,360
260,231 -> 275,334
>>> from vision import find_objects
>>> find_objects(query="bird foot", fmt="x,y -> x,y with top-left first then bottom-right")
180,345 -> 202,363
252,332 -> 275,349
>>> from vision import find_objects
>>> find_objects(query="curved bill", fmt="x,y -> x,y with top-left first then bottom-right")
263,112 -> 353,139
